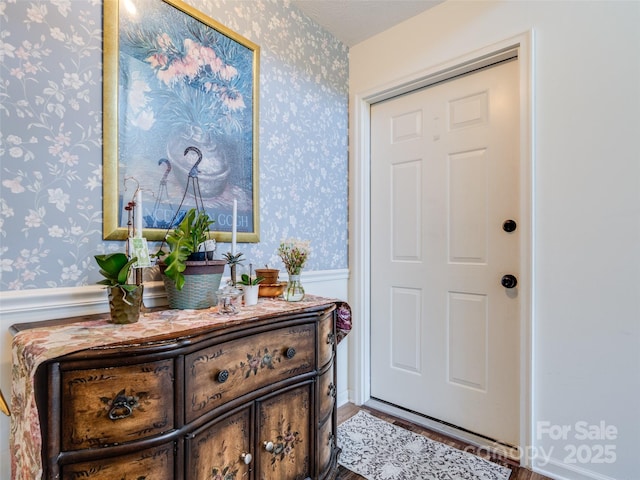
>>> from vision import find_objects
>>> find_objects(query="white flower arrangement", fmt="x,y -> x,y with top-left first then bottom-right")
277,238 -> 311,275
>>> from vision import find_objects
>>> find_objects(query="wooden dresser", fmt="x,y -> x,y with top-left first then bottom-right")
11,297 -> 341,480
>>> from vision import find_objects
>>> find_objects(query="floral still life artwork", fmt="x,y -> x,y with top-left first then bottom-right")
103,0 -> 259,240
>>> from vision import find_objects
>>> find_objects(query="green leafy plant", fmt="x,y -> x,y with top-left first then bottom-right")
222,251 -> 245,266
237,263 -> 263,286
94,253 -> 139,303
161,208 -> 215,290
237,273 -> 264,286
94,253 -> 138,289
223,251 -> 245,286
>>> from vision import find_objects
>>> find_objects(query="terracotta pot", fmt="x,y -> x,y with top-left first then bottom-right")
255,268 -> 279,285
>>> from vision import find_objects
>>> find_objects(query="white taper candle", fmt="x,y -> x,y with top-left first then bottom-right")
231,198 -> 237,254
135,189 -> 143,238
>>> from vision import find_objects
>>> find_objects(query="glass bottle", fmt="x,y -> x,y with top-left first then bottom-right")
283,274 -> 305,302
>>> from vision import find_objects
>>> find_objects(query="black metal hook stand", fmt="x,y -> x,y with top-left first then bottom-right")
150,158 -> 175,229
158,146 -> 212,259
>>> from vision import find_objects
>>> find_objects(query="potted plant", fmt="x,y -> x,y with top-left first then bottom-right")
157,208 -> 225,309
237,265 -> 264,306
222,251 -> 245,286
94,253 -> 143,324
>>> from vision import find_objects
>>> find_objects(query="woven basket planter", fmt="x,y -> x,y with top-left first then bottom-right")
160,259 -> 225,310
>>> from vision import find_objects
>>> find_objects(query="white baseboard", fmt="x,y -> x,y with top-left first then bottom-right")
533,457 -> 620,480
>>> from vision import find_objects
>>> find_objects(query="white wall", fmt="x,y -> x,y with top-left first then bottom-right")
349,1 -> 640,479
0,270 -> 349,479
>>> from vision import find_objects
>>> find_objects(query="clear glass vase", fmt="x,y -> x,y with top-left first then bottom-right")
283,274 -> 305,302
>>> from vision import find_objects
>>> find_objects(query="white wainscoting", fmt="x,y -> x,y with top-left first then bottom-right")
0,268 -> 350,479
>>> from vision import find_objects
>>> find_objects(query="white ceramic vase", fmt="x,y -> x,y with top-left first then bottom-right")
243,285 -> 259,306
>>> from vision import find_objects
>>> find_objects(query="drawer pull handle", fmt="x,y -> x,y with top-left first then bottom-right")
217,369 -> 229,383
285,347 -> 296,359
328,382 -> 337,398
327,333 -> 335,345
107,393 -> 136,421
241,452 -> 252,465
328,433 -> 335,447
263,441 -> 274,452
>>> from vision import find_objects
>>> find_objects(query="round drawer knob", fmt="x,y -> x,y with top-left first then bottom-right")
285,347 -> 296,359
217,369 -> 229,383
263,441 -> 274,452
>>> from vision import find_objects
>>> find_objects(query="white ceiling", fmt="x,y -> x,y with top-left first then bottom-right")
291,0 -> 444,47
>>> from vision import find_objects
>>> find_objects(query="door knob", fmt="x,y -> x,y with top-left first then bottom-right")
503,219 -> 517,232
501,274 -> 518,289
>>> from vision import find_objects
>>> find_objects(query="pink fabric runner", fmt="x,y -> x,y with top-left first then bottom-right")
10,295 -> 349,480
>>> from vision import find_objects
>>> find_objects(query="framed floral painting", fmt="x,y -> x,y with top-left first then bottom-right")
103,0 -> 260,241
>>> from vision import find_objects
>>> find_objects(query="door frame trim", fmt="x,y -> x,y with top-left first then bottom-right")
349,31 -> 534,465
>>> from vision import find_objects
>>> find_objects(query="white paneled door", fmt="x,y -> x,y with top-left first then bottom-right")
370,59 -> 520,445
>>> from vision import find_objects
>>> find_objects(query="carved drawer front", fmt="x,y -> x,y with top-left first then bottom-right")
186,323 -> 314,422
317,364 -> 336,422
60,359 -> 174,450
186,408 -> 252,480
317,414 -> 336,478
61,441 -> 174,480
257,384 -> 311,480
318,311 -> 336,368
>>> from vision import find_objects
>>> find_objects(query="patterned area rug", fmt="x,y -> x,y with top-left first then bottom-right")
337,411 -> 511,480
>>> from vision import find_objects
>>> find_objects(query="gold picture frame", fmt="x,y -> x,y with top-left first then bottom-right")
0,388 -> 9,416
103,0 -> 260,241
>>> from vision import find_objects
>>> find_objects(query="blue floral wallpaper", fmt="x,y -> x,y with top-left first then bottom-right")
0,0 -> 348,290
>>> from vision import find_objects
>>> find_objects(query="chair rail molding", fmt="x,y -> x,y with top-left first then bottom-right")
0,269 -> 349,324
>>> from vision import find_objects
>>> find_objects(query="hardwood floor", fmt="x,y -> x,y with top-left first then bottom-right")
336,403 -> 553,480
